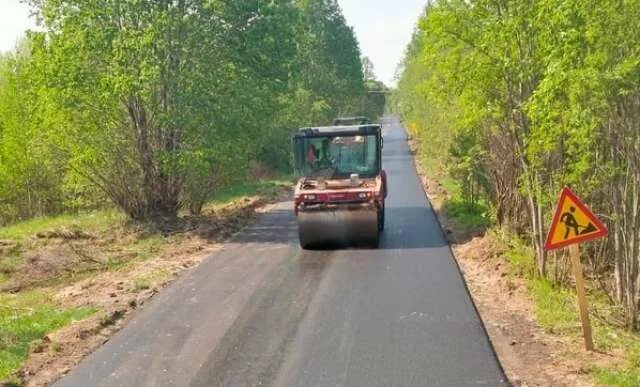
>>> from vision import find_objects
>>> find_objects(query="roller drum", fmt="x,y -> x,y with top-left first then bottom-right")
297,203 -> 380,248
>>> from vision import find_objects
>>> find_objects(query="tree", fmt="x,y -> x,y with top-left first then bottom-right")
394,0 -> 640,328
0,0 -> 367,224
26,0 -> 304,221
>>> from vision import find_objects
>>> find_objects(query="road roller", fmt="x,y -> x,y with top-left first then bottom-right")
292,123 -> 387,249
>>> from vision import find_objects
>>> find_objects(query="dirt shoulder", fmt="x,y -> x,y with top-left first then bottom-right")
0,181 -> 291,387
409,139 -> 612,387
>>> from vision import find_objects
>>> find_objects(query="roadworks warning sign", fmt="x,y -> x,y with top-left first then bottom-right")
544,187 -> 608,251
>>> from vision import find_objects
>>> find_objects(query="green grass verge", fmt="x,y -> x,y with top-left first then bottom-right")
205,178 -> 293,207
0,177 -> 293,243
592,367 -> 640,387
0,210 -> 124,242
1,177 -> 292,278
493,231 -> 537,278
0,292 -> 96,381
590,323 -> 640,386
419,153 -> 492,230
528,278 -> 579,335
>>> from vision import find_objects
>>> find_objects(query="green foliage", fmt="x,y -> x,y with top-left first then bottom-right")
395,0 -> 640,328
493,231 -> 538,279
442,199 -> 490,230
0,0 -> 366,224
0,39 -> 74,224
360,57 -> 388,120
0,292 -> 96,380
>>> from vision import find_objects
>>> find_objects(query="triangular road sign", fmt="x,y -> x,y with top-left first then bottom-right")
544,187 -> 608,251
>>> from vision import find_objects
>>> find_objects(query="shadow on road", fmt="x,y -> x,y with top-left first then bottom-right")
227,205 -> 447,252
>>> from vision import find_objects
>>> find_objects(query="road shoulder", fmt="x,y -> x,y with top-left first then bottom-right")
409,137 -> 597,387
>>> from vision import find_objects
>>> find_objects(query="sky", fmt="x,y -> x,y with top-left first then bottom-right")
0,0 -> 426,86
338,0 -> 426,86
0,1 -> 36,52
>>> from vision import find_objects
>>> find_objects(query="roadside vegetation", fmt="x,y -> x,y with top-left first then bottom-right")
394,0 -> 640,384
0,0 -> 387,228
0,292 -> 96,382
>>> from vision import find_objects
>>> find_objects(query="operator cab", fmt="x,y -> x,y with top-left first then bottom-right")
292,125 -> 382,180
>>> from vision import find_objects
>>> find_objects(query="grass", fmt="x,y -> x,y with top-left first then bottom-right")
590,323 -> 640,386
494,231 -> 583,335
205,178 -> 292,208
0,210 -> 124,242
132,269 -> 171,292
443,198 -> 491,229
528,278 -> 579,335
494,231 -> 537,278
417,150 -> 444,177
438,176 -> 460,196
0,292 -> 96,381
0,177 -> 292,244
592,367 -> 640,387
418,152 -> 492,231
1,177 -> 292,275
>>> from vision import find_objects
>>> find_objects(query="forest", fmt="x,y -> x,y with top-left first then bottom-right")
394,0 -> 640,329
0,0 -> 384,227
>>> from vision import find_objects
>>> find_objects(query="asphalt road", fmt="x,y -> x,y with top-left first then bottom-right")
56,117 -> 508,387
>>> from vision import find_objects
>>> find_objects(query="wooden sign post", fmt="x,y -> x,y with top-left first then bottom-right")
569,244 -> 594,351
545,187 -> 608,351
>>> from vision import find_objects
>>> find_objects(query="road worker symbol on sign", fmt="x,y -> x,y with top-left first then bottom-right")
560,207 -> 598,239
560,207 -> 580,239
544,187 -> 608,251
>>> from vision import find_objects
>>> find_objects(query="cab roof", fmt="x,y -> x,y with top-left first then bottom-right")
293,124 -> 381,139
332,116 -> 371,125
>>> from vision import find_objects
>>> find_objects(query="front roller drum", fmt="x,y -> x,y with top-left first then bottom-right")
298,204 -> 380,249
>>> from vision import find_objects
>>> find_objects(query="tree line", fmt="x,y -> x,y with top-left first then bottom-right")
0,0 -> 386,226
394,0 -> 640,329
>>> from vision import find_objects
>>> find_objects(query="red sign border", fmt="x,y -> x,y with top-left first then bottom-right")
544,187 -> 608,251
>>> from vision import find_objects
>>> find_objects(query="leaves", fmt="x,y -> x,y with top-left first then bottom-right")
0,0 -> 367,222
395,0 -> 640,327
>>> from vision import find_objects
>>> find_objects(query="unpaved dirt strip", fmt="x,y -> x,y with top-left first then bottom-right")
56,117 -> 507,387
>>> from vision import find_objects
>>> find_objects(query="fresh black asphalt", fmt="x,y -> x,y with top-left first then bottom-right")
56,117 -> 508,387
